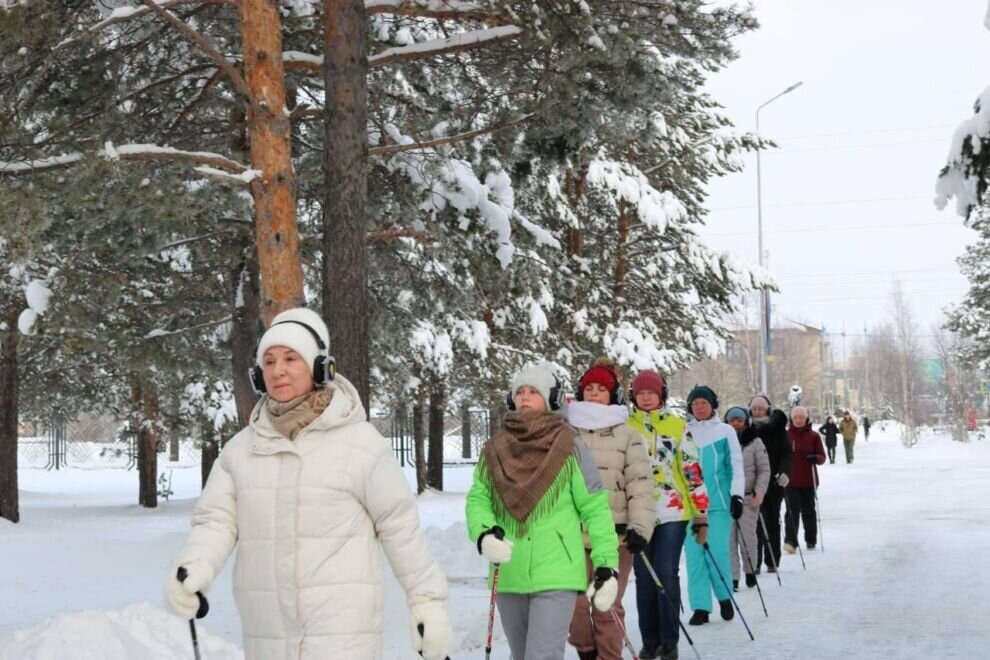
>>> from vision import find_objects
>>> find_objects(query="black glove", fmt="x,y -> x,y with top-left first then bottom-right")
806,453 -> 818,464
624,529 -> 649,554
730,495 -> 744,520
593,566 -> 619,589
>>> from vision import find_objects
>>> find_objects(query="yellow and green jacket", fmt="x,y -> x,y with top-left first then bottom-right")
628,409 -> 709,524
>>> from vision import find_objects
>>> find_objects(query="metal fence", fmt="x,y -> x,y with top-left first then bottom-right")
19,407 -> 491,471
18,413 -> 201,470
370,408 -> 491,467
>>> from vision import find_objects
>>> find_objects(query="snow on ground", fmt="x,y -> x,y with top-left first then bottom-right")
2,424 -> 988,659
0,604 -> 242,660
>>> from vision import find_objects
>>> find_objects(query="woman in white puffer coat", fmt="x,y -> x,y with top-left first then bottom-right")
164,307 -> 452,660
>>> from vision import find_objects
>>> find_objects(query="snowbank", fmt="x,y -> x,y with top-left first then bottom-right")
0,603 -> 242,660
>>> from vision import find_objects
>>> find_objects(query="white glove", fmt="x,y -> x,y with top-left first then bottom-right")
410,600 -> 453,660
586,568 -> 619,612
480,531 -> 513,564
164,560 -> 213,619
777,473 -> 790,488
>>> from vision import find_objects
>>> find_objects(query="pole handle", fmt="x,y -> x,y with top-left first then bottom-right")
176,567 -> 210,620
416,623 -> 451,660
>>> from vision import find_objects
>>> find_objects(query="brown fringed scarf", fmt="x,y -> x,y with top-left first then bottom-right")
265,387 -> 333,440
482,410 -> 576,535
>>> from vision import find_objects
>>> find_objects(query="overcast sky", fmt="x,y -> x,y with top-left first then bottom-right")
700,0 -> 989,357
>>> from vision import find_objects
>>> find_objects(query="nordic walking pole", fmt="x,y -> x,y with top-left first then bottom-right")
176,567 -> 209,660
702,544 -> 754,641
484,565 -> 501,660
734,520 -> 768,618
758,512 -> 783,587
812,463 -> 825,553
610,608 -> 640,660
637,551 -> 703,660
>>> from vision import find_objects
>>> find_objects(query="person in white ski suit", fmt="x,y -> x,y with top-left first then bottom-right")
163,308 -> 452,660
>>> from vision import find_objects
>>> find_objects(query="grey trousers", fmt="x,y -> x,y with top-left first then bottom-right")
729,502 -> 761,580
498,590 -> 578,660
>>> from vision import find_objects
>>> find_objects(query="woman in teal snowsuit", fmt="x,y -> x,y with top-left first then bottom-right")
683,386 -> 744,625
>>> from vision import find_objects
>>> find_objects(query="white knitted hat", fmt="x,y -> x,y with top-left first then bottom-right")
256,307 -> 330,370
509,362 -> 557,407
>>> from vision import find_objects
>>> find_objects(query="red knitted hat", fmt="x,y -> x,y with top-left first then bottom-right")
632,370 -> 665,399
579,365 -> 619,394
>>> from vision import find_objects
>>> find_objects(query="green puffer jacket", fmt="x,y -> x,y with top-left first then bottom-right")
465,440 -> 619,594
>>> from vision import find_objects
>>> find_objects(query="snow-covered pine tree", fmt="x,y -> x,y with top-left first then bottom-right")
361,1 -> 771,403
1,0 -> 305,321
935,5 -> 990,370
10,160 -> 250,505
937,131 -> 990,369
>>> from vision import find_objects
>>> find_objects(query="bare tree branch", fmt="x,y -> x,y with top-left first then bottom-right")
0,144 -> 249,176
166,67 -> 225,137
370,113 -> 533,156
369,25 -> 522,67
15,0 -> 233,114
365,0 -> 508,24
145,315 -> 233,339
139,0 -> 255,104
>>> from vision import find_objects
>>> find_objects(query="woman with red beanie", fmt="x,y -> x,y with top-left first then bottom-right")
566,358 -> 654,660
627,370 -> 708,660
783,406 -> 826,553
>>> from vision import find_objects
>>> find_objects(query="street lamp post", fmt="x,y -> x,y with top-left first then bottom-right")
755,81 -> 802,396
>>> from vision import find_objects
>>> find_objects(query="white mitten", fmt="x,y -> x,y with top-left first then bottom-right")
586,568 -> 619,612
410,600 -> 453,660
164,560 -> 213,619
777,473 -> 790,488
479,529 -> 513,564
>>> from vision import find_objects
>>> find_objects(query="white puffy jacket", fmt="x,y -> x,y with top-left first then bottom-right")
175,375 -> 449,660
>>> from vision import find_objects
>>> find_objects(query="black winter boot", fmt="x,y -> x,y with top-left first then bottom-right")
719,599 -> 734,620
688,610 -> 709,625
660,643 -> 679,660
577,651 -> 597,660
745,573 -> 758,588
638,645 -> 660,660
732,579 -> 738,591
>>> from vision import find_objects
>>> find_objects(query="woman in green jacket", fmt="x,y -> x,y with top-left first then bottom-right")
466,362 -> 620,660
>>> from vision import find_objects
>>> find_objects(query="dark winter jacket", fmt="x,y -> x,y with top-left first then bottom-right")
787,423 -> 826,488
745,409 -> 792,484
818,421 -> 839,448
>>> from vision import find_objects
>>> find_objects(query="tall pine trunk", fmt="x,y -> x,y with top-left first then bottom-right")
133,381 -> 159,508
239,0 -> 305,323
613,202 -> 629,322
427,382 -> 445,491
0,301 -> 19,523
322,0 -> 370,409
413,401 -> 427,494
200,417 -> 219,488
231,243 -> 261,427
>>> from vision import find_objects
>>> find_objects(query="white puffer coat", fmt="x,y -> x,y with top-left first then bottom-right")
175,375 -> 449,660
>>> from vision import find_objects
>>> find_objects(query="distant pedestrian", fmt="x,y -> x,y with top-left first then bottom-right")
724,407 -> 770,591
818,416 -> 839,464
783,406 -> 826,553
747,394 -> 792,574
862,416 -> 872,442
838,411 -> 858,464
